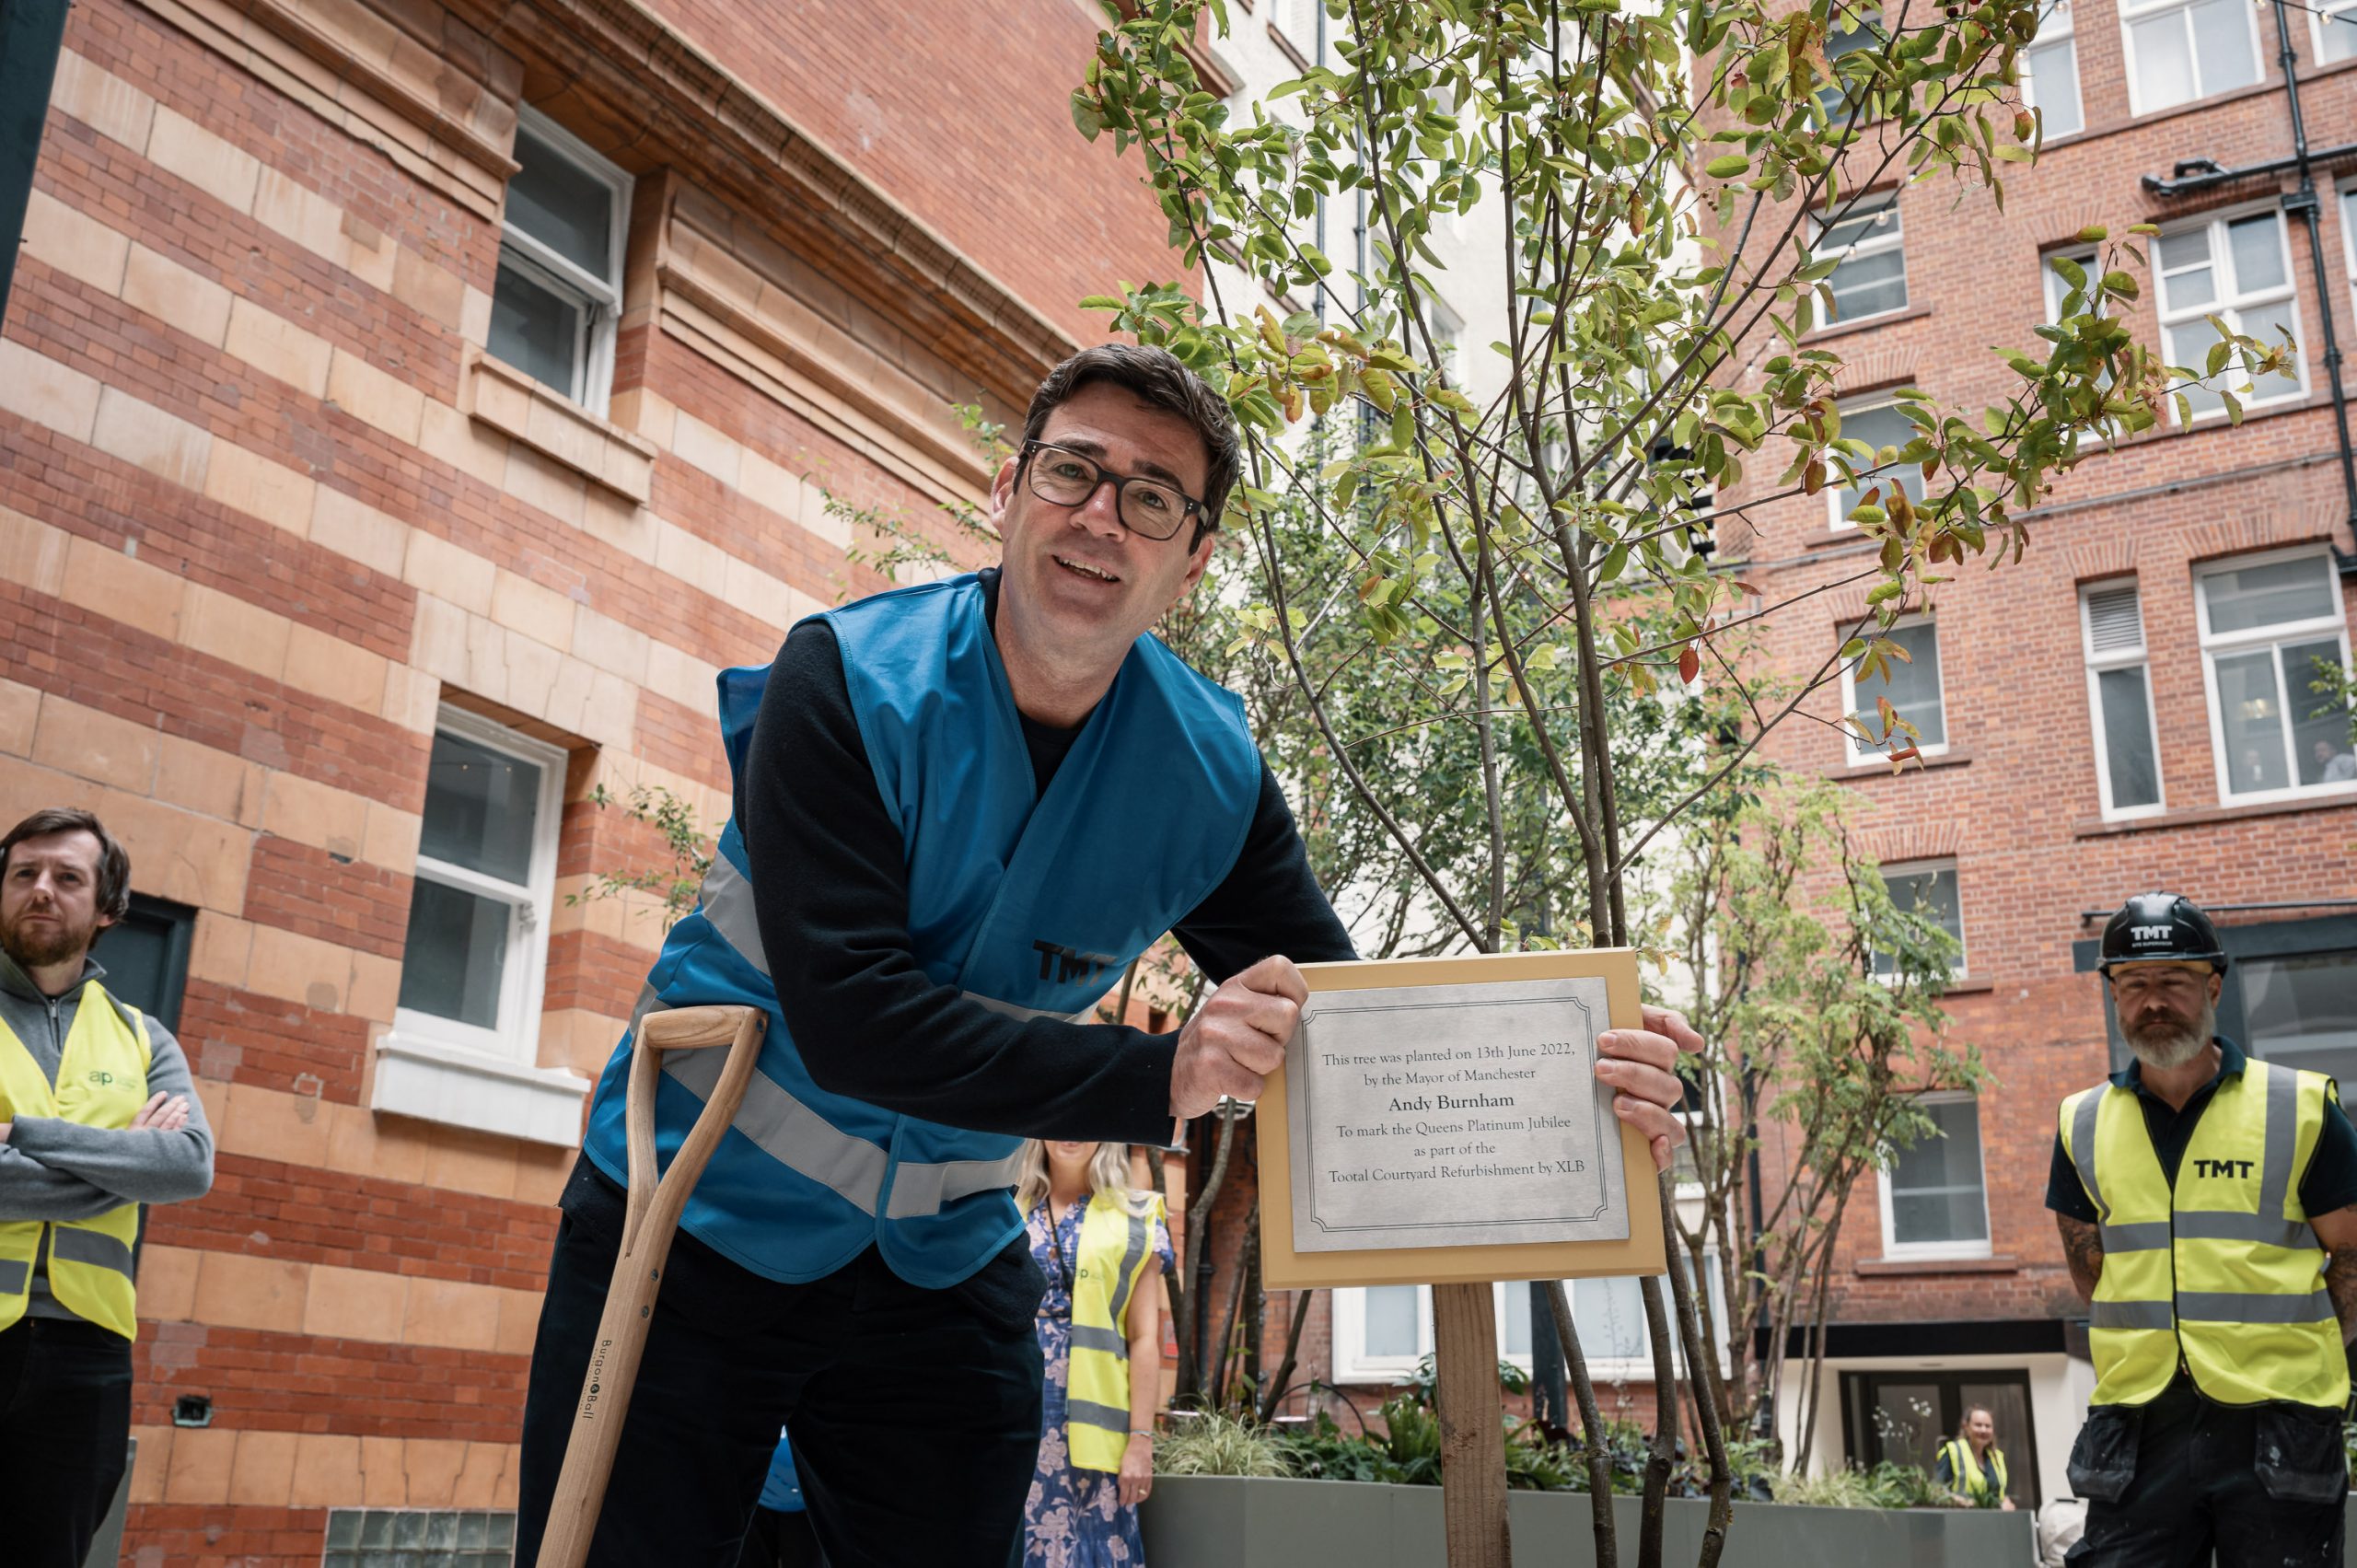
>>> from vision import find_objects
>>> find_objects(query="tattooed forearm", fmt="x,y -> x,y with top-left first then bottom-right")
2057,1214 -> 2103,1302
2326,1248 -> 2357,1345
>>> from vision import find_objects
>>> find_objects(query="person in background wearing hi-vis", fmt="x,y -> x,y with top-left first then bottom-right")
1018,1139 -> 1170,1568
1933,1404 -> 2014,1510
0,808 -> 215,1567
2050,892 -> 2357,1568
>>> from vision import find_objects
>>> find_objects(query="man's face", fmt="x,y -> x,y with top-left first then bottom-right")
0,830 -> 110,971
2108,960 -> 2220,1070
993,381 -> 1216,662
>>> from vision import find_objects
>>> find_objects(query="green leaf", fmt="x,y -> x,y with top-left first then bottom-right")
1705,154 -> 1752,179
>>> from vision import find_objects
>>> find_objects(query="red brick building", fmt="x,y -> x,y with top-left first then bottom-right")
1722,0 -> 2357,1507
0,0 -> 1178,1560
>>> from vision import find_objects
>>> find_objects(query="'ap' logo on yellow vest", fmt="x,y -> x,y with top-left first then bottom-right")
87,1071 -> 115,1086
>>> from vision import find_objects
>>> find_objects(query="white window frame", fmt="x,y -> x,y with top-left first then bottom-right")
2155,204 -> 2306,423
2021,0 -> 2084,137
1877,1092 -> 1992,1260
2043,246 -> 2123,441
1824,397 -> 1923,532
1812,192 -> 1908,328
2082,579 -> 2167,820
389,705 -> 567,1067
2119,0 -> 2264,116
1840,613 -> 1949,764
1331,1269 -> 1724,1386
2342,185 -> 2357,321
494,108 -> 632,415
2196,545 -> 2357,806
2309,0 -> 2357,64
1875,856 -> 1966,977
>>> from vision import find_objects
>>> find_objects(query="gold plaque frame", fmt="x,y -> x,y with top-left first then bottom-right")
1254,949 -> 1666,1290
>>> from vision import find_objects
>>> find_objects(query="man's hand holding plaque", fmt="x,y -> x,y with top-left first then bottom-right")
1600,1005 -> 1703,1173
1169,956 -> 1310,1120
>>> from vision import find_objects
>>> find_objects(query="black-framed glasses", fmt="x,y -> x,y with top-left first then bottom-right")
1019,439 -> 1209,542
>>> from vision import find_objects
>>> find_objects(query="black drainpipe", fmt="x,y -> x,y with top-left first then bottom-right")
2144,16 -> 2357,573
2269,0 -> 2357,570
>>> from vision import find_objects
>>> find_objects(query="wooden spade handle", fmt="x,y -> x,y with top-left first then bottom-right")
533,1004 -> 767,1568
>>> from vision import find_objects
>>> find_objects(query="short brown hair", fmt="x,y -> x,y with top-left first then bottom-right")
0,808 -> 132,929
1022,344 -> 1242,532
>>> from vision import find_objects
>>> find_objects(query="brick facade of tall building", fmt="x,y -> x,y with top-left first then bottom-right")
0,0 -> 1178,1560
1718,0 -> 2357,1506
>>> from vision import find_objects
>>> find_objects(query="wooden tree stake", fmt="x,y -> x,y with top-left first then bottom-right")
1433,1280 -> 1512,1567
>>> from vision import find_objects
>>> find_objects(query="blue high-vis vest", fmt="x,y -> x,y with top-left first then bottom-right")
582,574 -> 1262,1288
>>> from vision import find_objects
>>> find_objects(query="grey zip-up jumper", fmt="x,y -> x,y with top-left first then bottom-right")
0,947 -> 214,1320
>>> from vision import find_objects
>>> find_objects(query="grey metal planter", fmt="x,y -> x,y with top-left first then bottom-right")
1141,1476 -> 2041,1568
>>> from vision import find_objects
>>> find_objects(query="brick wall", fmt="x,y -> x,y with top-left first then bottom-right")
1710,4 -> 2357,1343
1,0 -> 1176,1558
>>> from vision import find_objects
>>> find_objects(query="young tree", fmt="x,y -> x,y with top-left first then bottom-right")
1664,778 -> 1983,1464
1068,2 -> 2287,1563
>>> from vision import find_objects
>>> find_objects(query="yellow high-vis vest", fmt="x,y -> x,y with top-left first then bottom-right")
1065,1189 -> 1165,1472
2059,1058 -> 2347,1411
0,981 -> 149,1340
1937,1438 -> 2006,1502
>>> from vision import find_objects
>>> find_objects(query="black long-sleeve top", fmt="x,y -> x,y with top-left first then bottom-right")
737,571 -> 1357,1149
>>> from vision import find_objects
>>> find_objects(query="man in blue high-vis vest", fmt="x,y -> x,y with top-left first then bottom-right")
514,345 -> 1700,1568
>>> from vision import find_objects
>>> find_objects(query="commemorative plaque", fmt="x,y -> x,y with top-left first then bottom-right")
1256,950 -> 1665,1290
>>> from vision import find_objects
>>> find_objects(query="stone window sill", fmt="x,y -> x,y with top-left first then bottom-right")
464,349 -> 656,505
1834,747 -> 1972,781
1855,1254 -> 2019,1276
370,1033 -> 591,1146
1799,302 -> 1932,346
2074,787 -> 2357,839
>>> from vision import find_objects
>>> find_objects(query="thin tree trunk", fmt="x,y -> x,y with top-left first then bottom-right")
1548,1281 -> 1617,1568
1662,1174 -> 1735,1568
1176,1101 -> 1241,1403
1635,1278 -> 1678,1566
1257,1289 -> 1317,1424
1210,1206 -> 1258,1411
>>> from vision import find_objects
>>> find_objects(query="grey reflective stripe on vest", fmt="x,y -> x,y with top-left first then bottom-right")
1071,1324 -> 1130,1357
2172,1210 -> 2316,1249
2100,1220 -> 2172,1253
2257,1061 -> 2304,1231
50,1226 -> 134,1278
700,857 -> 771,977
0,1259 -> 27,1295
2090,1299 -> 2174,1330
883,1149 -> 1029,1220
646,999 -> 1034,1221
662,1039 -> 888,1216
2070,1091 -> 2107,1219
2176,1288 -> 2337,1324
1068,1398 -> 1132,1433
1102,1208 -> 1151,1362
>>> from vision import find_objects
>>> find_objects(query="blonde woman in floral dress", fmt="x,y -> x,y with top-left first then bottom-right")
1019,1140 -> 1174,1568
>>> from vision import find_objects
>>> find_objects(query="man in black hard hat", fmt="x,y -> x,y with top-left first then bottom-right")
2047,892 -> 2357,1567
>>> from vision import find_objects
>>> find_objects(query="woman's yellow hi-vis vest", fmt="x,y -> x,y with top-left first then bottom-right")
0,981 -> 149,1340
2060,1058 -> 2347,1410
1066,1189 -> 1164,1472
1937,1438 -> 2006,1502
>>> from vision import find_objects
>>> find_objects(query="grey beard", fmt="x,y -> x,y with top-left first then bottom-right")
2128,999 -> 2216,1071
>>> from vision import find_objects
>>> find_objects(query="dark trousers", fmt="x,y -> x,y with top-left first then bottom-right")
0,1315 -> 134,1568
737,1505 -> 828,1568
2066,1380 -> 2347,1568
516,1162 -> 1044,1568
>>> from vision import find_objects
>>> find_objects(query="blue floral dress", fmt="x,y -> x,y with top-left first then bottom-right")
1023,1197 -> 1175,1568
